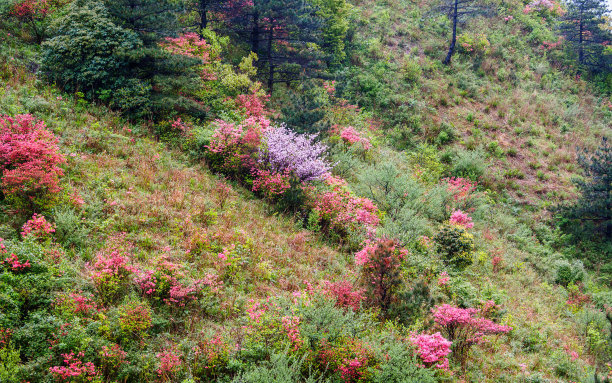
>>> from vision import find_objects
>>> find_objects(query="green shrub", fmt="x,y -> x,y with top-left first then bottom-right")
450,149 -> 486,182
434,225 -> 475,270
554,260 -> 585,286
53,207 -> 90,249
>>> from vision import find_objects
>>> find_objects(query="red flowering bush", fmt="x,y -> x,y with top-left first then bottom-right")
49,351 -> 100,382
99,344 -> 128,379
156,348 -> 183,381
409,332 -> 452,370
191,336 -> 232,380
336,126 -> 372,150
251,168 -> 292,200
0,114 -> 66,210
10,0 -> 65,42
235,91 -> 270,119
323,280 -> 366,311
118,301 -> 152,339
89,235 -> 137,304
281,315 -> 303,351
0,238 -> 31,272
318,338 -> 377,383
449,210 -> 474,229
309,175 -> 380,236
432,304 -> 512,365
21,213 -> 55,240
162,32 -> 219,80
54,292 -> 99,319
206,117 -> 269,177
135,257 -> 204,307
357,238 -> 406,314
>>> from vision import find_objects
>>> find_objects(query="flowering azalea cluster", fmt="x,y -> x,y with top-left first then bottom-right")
523,0 -> 565,15
118,301 -> 152,337
281,316 -> 303,350
432,303 -> 512,365
322,280 -> 366,311
235,91 -> 270,119
21,213 -> 55,239
100,344 -> 129,375
445,177 -> 477,203
191,336 -> 232,379
54,292 -> 98,318
540,38 -> 564,50
409,332 -> 452,370
162,33 -> 217,80
0,114 -> 65,208
0,238 -> 31,271
90,235 -> 137,304
311,175 -> 380,235
135,258 -> 204,307
157,348 -> 183,380
11,0 -> 53,19
251,168 -> 291,199
319,338 -> 376,383
49,351 -> 99,382
337,126 -> 372,150
449,210 -> 474,229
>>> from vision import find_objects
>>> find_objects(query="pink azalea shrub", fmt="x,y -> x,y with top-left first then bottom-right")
21,213 -> 55,239
281,315 -> 303,350
156,348 -> 183,381
49,351 -> 100,382
318,338 -> 377,383
449,210 -> 474,229
191,336 -> 232,380
432,304 -> 512,365
162,32 -> 217,80
409,332 -> 452,370
523,0 -> 565,15
89,235 -> 137,304
310,176 -> 380,235
0,238 -> 31,271
323,280 -> 366,311
338,126 -> 372,150
251,168 -> 291,199
206,118 -> 268,176
235,91 -> 270,119
357,239 -> 406,313
54,292 -> 98,319
438,271 -> 450,286
99,344 -> 129,378
135,257 -> 203,307
444,177 -> 477,204
0,114 -> 66,209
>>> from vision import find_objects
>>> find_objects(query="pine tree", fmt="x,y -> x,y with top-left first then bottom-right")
434,0 -> 495,65
563,137 -> 612,240
220,0 -> 327,92
559,0 -> 611,72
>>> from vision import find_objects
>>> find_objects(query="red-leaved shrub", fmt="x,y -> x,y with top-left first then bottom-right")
0,114 -> 65,211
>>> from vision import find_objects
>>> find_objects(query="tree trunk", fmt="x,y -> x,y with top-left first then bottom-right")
199,0 -> 208,36
443,0 -> 459,65
267,24 -> 274,92
251,11 -> 260,54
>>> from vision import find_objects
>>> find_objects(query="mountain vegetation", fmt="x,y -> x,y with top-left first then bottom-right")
0,0 -> 610,381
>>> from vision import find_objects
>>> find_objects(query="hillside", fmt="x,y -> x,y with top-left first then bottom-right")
0,0 -> 611,382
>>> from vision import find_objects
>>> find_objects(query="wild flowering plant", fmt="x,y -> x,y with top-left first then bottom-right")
162,32 -> 218,80
0,114 -> 66,209
258,125 -> 331,182
0,238 -> 31,272
54,292 -> 98,319
135,257 -> 203,307
49,351 -> 100,382
251,168 -> 292,199
357,238 -> 407,313
322,280 -> 366,311
21,213 -> 55,239
156,348 -> 183,381
99,344 -> 128,378
191,335 -> 232,380
281,316 -> 303,351
409,332 -> 452,370
523,0 -> 565,15
432,304 -> 512,365
89,234 -> 137,304
337,126 -> 372,150
318,338 -> 377,383
310,175 -> 380,235
449,210 -> 474,229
